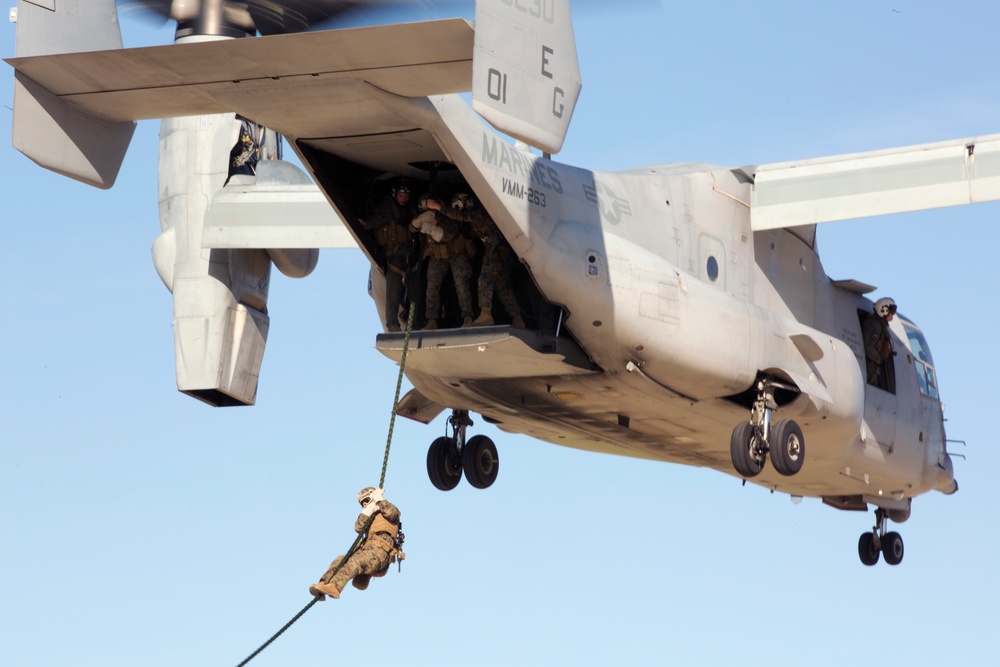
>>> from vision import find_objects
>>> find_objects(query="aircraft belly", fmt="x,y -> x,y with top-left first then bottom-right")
391,337 -> 879,497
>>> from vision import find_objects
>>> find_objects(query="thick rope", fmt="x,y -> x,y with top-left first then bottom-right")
379,299 -> 417,488
234,301 -> 417,667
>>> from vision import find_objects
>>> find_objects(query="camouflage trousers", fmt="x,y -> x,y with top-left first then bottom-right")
478,243 -> 519,319
425,253 -> 474,320
320,543 -> 392,594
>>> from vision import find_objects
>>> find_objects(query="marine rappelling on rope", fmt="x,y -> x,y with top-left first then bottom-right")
234,300 -> 418,667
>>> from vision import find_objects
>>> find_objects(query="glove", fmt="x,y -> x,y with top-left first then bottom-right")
426,224 -> 444,242
361,488 -> 385,518
411,210 -> 436,231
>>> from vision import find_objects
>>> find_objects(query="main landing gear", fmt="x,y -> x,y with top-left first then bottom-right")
730,379 -> 805,478
858,508 -> 904,566
426,409 -> 499,491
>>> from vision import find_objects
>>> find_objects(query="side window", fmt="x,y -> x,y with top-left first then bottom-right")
699,234 -> 725,287
902,321 -> 939,399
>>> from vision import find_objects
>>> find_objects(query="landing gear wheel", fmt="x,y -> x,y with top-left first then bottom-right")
770,419 -> 805,476
882,531 -> 904,565
858,532 -> 880,566
463,435 -> 499,489
426,436 -> 462,491
730,421 -> 764,478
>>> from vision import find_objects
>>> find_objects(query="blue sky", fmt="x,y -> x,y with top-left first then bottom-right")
3,1 -> 999,665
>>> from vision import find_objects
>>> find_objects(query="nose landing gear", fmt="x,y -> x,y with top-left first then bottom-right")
425,409 -> 500,491
730,379 -> 805,478
858,508 -> 904,566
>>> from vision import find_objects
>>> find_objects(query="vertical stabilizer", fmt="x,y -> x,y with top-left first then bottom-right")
11,0 -> 135,188
472,0 -> 581,154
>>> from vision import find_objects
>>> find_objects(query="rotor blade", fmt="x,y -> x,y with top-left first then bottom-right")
118,0 -> 453,36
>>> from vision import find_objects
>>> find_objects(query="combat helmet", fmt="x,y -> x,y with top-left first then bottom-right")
874,297 -> 897,318
358,487 -> 377,506
451,193 -> 475,210
390,178 -> 413,197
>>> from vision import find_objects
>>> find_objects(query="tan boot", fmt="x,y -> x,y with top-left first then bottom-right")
511,314 -> 526,328
422,318 -> 438,330
309,581 -> 341,600
471,308 -> 494,326
461,316 -> 475,327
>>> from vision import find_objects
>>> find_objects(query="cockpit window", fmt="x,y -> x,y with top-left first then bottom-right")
902,320 -> 939,399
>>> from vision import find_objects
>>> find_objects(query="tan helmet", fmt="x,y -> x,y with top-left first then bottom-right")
451,193 -> 475,210
358,487 -> 376,506
874,297 -> 897,318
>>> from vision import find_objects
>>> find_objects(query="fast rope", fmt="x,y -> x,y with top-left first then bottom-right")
234,300 -> 417,667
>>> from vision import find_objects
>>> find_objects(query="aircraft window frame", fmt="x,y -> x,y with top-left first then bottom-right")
901,320 -> 939,399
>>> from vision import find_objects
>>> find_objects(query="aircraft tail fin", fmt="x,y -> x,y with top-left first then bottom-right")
472,0 -> 581,155
11,0 -> 135,188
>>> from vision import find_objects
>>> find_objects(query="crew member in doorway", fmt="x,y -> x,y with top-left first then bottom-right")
309,487 -> 404,600
225,116 -> 259,184
426,193 -> 525,328
863,297 -> 897,392
411,195 -> 475,330
365,180 -> 416,331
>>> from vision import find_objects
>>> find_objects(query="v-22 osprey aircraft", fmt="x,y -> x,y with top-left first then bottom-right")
8,0 -> 994,566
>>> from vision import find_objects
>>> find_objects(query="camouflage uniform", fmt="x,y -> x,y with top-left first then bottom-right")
438,206 -> 521,326
415,212 -> 475,325
365,193 -> 415,331
862,312 -> 894,391
312,498 -> 402,599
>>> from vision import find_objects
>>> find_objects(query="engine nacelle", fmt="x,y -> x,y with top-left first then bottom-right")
155,114 -> 273,406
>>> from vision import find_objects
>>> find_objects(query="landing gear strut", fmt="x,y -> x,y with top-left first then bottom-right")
858,508 -> 904,566
730,379 -> 805,478
425,409 -> 499,491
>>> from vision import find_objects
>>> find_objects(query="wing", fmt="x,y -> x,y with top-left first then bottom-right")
750,134 -> 1000,230
7,19 -> 475,184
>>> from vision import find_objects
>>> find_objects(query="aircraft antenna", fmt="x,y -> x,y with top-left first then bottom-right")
233,302 -> 419,666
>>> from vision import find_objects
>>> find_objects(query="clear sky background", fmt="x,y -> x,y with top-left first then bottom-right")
3,1 -> 998,665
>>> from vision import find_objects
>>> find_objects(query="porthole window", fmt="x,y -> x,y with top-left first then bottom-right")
706,255 -> 719,282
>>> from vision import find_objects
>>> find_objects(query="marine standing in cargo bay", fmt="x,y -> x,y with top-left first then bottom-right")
365,181 -> 415,332
426,193 -> 524,328
411,195 -> 475,329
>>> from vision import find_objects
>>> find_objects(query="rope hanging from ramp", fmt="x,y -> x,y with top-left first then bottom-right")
233,302 -> 417,667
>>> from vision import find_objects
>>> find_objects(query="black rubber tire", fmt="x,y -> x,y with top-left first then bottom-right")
426,436 -> 462,491
882,531 -> 904,565
770,419 -> 805,476
730,421 -> 764,478
463,435 -> 499,489
858,532 -> 880,566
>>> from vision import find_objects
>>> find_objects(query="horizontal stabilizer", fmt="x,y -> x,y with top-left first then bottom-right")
471,0 -> 581,154
5,19 -> 474,140
203,160 -> 355,250
751,134 -> 1000,230
11,0 -> 134,187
